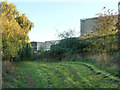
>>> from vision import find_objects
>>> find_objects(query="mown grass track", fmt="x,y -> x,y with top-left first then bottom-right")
7,61 -> 119,88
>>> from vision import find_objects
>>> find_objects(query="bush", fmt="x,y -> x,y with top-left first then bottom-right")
14,43 -> 34,61
43,37 -> 90,61
46,44 -> 66,60
85,34 -> 118,53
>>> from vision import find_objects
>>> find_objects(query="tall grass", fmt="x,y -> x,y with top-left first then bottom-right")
2,61 -> 17,87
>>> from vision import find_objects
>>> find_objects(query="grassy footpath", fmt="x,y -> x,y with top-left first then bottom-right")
3,61 -> 119,88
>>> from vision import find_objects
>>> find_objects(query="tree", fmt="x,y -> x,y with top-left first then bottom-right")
87,7 -> 118,53
18,43 -> 33,61
57,29 -> 76,39
1,1 -> 34,61
93,7 -> 117,35
84,7 -> 118,65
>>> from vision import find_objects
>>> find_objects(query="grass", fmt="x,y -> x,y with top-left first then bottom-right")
73,57 -> 119,76
2,61 -> 28,88
2,60 -> 120,88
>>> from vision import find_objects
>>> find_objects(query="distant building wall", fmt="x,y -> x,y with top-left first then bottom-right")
80,15 -> 117,36
44,40 -> 60,51
37,42 -> 46,51
30,40 -> 60,52
45,41 -> 52,51
80,17 -> 97,36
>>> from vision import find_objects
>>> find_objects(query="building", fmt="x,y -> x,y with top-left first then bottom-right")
80,15 -> 117,36
80,17 -> 98,36
30,40 -> 60,53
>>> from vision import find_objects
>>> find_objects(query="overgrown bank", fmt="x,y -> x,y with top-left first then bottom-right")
35,35 -> 119,71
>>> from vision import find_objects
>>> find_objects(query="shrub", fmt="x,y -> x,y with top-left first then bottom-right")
14,43 -> 34,61
47,44 -> 66,60
44,37 -> 90,61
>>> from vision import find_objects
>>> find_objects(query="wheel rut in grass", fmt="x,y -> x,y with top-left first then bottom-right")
22,62 -> 119,88
42,66 -> 74,88
70,62 -> 120,87
58,64 -> 91,87
43,69 -> 53,88
24,70 -> 35,88
41,66 -> 67,88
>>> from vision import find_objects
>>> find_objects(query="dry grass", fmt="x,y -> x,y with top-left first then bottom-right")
2,61 -> 16,74
2,61 -> 17,88
83,52 -> 119,70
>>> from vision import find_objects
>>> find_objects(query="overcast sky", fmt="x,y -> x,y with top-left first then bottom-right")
5,0 -> 119,42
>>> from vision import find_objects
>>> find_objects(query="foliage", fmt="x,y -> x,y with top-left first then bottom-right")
1,1 -> 34,61
43,38 -> 90,60
34,46 -> 46,60
85,34 -> 118,53
15,13 -> 34,39
38,46 -> 45,54
93,8 -> 117,36
16,43 -> 34,61
58,38 -> 88,54
86,8 -> 118,53
47,44 -> 66,60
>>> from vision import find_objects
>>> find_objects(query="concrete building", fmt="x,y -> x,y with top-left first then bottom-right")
30,40 -> 60,53
80,17 -> 98,36
80,15 -> 117,36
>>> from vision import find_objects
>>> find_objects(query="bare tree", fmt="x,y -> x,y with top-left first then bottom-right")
57,29 -> 76,39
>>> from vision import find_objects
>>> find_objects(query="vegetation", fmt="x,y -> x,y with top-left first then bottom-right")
1,1 -> 34,61
1,1 -> 119,88
86,7 -> 118,53
42,37 -> 89,61
2,61 -> 28,88
57,29 -> 76,39
2,61 -> 119,88
16,43 -> 34,61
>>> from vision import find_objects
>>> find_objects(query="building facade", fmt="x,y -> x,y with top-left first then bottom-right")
80,17 -> 97,36
30,40 -> 60,53
80,15 -> 117,36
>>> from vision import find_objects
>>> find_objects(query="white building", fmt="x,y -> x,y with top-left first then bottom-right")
31,40 -> 60,53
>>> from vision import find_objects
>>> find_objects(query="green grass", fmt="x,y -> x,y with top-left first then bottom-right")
3,61 -> 120,88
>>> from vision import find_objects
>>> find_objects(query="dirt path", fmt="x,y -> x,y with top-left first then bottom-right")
24,70 -> 35,88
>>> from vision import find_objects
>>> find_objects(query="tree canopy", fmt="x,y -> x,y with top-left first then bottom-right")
1,1 -> 34,60
85,8 -> 118,53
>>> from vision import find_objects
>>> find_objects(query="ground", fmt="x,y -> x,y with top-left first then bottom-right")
3,61 -> 119,88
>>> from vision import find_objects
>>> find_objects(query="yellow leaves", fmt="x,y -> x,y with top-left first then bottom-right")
1,1 -> 34,60
88,8 -> 118,53
115,29 -> 119,32
1,51 -> 3,56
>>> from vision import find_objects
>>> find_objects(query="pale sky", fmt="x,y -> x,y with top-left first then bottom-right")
4,0 -> 119,42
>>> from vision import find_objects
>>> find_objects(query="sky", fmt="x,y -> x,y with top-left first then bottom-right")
5,0 -> 119,42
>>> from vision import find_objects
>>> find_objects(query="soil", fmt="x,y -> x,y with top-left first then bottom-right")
24,70 -> 35,88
